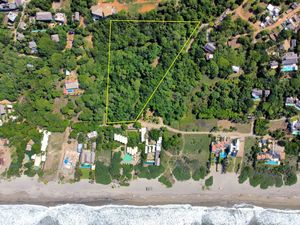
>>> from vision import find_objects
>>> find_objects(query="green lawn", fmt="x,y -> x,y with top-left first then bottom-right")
182,134 -> 211,164
80,168 -> 90,179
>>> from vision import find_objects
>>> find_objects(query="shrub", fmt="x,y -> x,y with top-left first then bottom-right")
95,161 -> 112,185
172,163 -> 191,181
158,175 -> 172,188
192,166 -> 206,181
205,176 -> 213,187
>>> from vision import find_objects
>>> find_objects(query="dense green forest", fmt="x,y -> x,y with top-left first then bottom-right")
0,0 -> 300,181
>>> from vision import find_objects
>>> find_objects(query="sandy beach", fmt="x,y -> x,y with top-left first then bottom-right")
0,171 -> 300,209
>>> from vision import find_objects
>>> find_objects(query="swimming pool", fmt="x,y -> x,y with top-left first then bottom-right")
265,160 -> 279,165
80,163 -> 91,169
281,66 -> 298,72
123,153 -> 133,164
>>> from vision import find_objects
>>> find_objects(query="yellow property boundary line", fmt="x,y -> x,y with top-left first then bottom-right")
105,20 -> 201,125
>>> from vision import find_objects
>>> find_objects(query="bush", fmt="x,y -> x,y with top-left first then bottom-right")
192,166 -> 206,181
238,166 -> 251,183
95,161 -> 112,185
284,172 -> 297,186
205,176 -> 213,187
275,175 -> 283,187
158,175 -> 172,188
172,163 -> 191,181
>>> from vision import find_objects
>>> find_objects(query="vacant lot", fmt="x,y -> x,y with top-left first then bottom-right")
43,132 -> 66,182
182,134 -> 211,164
171,117 -> 218,132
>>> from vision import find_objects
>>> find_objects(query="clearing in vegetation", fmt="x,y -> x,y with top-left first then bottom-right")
105,20 -> 200,124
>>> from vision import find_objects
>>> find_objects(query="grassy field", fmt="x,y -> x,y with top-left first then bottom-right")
182,134 -> 211,164
43,132 -> 66,182
171,116 -> 218,132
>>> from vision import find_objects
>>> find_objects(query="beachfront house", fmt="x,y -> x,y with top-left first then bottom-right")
80,150 -> 95,167
144,136 -> 162,166
91,4 -> 117,20
256,139 -> 285,166
281,52 -> 298,72
211,137 -> 240,159
36,12 -> 53,22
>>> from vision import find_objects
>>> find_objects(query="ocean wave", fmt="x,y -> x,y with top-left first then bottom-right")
0,204 -> 299,225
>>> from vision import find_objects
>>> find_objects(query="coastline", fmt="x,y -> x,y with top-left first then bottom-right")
1,172 -> 300,210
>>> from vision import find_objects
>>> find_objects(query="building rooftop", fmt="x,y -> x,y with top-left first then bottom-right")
204,43 -> 216,53
65,80 -> 79,90
36,12 -> 52,21
51,34 -> 60,42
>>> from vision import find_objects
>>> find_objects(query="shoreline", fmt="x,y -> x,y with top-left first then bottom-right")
1,172 -> 300,210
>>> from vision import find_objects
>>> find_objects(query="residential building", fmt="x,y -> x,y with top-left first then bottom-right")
7,11 -> 17,23
77,143 -> 83,153
256,139 -> 285,165
203,42 -> 216,54
26,140 -> 34,151
0,105 -> 5,115
211,137 -> 240,158
51,34 -> 59,42
91,4 -> 117,20
232,65 -> 240,73
281,52 -> 298,72
54,13 -> 65,24
127,146 -> 138,156
114,133 -> 128,145
80,150 -> 95,165
41,130 -> 51,152
291,39 -> 297,50
139,127 -> 147,143
270,61 -> 279,69
291,119 -> 300,135
16,32 -> 25,41
0,2 -> 17,11
252,88 -> 263,100
87,131 -> 98,139
28,41 -> 37,54
36,12 -> 52,22
64,79 -> 79,95
73,12 -> 80,22
144,136 -> 162,166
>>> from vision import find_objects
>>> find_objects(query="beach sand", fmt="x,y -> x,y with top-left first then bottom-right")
0,172 -> 300,209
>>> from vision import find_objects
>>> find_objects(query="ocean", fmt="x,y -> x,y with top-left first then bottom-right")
0,204 -> 299,225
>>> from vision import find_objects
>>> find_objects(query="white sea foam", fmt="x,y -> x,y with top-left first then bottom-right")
0,204 -> 299,225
